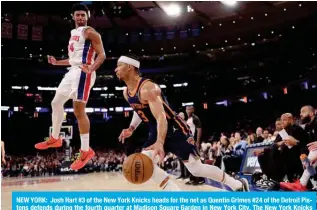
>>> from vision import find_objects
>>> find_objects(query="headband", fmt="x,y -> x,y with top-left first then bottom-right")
118,56 -> 140,69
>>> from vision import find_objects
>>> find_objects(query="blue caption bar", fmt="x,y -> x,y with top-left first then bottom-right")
12,192 -> 316,210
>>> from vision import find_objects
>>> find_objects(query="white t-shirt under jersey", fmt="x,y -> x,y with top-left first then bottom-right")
68,26 -> 96,66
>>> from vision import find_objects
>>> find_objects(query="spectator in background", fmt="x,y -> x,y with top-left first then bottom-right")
176,112 -> 189,180
223,131 -> 247,174
247,133 -> 256,145
262,130 -> 272,143
185,105 -> 204,185
186,106 -> 202,149
255,127 -> 264,143
279,113 -> 309,182
281,105 -> 317,191
255,118 -> 285,184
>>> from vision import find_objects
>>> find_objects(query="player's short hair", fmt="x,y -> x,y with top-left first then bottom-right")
72,3 -> 90,16
121,53 -> 141,75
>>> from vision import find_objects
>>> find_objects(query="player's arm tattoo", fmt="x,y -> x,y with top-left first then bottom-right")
86,29 -> 106,72
141,83 -> 167,145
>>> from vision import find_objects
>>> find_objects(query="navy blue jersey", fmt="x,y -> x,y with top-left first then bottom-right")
127,78 -> 191,137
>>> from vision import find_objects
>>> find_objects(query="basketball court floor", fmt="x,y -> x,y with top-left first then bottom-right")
1,172 -> 224,210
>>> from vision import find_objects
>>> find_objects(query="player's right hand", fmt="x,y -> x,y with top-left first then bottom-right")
118,128 -> 133,144
47,55 -> 57,65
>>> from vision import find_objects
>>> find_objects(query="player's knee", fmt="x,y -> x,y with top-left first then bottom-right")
51,99 -> 62,110
73,103 -> 86,118
184,155 -> 202,177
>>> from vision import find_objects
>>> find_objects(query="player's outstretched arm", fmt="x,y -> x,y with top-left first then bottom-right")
142,82 -> 167,162
83,28 -> 106,72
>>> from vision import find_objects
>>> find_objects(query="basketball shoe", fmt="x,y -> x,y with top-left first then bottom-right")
70,148 -> 95,170
35,136 -> 62,150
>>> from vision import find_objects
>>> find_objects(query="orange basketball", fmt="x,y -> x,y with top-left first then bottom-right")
122,153 -> 154,184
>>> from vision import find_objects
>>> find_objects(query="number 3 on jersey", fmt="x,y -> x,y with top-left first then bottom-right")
137,110 -> 149,122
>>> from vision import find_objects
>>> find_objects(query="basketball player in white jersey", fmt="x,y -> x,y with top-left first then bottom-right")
35,4 -> 106,170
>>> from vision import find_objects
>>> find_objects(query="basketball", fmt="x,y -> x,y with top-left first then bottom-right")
122,153 -> 154,184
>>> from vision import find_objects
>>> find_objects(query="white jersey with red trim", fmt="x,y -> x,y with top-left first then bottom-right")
68,26 -> 96,67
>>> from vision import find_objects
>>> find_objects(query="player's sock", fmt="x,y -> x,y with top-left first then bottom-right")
80,133 -> 89,151
142,150 -> 180,191
184,155 -> 242,191
51,94 -> 69,139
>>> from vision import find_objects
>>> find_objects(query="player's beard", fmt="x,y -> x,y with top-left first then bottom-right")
301,116 -> 311,124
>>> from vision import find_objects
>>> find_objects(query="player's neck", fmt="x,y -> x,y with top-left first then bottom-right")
125,75 -> 141,90
75,24 -> 87,28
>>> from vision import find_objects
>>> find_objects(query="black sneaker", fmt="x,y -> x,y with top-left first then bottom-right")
238,178 -> 250,191
185,180 -> 195,185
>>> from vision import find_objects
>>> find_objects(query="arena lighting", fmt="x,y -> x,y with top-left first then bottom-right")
164,3 -> 181,17
187,5 -> 194,12
173,83 -> 188,87
12,86 -> 22,89
101,108 -> 108,113
115,107 -> 124,112
124,107 -> 133,111
115,86 -> 125,91
85,108 -> 94,113
37,86 -> 57,91
221,0 -> 237,7
159,85 -> 166,89
271,31 -> 274,34
182,102 -> 194,107
93,87 -> 108,91
109,108 -> 114,111
216,100 -> 228,107
1,106 -> 9,111
262,92 -> 268,100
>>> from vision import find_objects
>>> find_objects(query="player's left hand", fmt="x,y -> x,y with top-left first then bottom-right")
79,64 -> 93,74
145,141 -> 165,164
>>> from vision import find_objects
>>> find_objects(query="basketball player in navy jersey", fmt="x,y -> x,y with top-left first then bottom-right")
116,54 -> 249,191
34,3 -> 106,170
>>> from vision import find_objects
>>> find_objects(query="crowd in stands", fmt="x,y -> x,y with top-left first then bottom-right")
1,150 -> 126,177
2,105 -> 317,192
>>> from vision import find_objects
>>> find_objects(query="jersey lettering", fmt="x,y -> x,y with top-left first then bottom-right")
68,43 -> 74,52
137,110 -> 149,122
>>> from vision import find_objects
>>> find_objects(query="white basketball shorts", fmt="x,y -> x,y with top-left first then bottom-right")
56,66 -> 96,103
